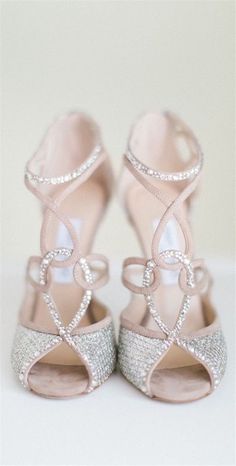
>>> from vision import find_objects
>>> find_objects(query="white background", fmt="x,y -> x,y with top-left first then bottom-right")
1,0 -> 235,262
1,1 -> 235,465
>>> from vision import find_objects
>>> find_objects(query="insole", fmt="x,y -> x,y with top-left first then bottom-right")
150,364 -> 211,402
28,363 -> 88,398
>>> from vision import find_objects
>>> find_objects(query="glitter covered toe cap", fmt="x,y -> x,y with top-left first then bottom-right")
118,326 -> 227,397
12,321 -> 117,392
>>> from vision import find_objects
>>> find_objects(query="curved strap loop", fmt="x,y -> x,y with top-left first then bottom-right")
122,257 -> 160,295
151,173 -> 201,264
178,259 -> 209,296
124,157 -> 194,259
74,254 -> 109,290
25,177 -> 82,268
123,112 -> 205,339
26,255 -> 52,292
25,145 -> 106,269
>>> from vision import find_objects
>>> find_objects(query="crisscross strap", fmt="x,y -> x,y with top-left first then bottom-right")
25,143 -> 106,268
24,133 -> 111,339
122,112 -> 210,342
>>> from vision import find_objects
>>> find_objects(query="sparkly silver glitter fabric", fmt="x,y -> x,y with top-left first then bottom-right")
118,327 -> 169,394
11,325 -> 61,388
73,322 -> 117,390
12,322 -> 116,391
25,144 -> 102,185
176,329 -> 227,388
118,326 -> 227,395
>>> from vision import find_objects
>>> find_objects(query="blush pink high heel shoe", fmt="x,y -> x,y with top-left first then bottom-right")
11,112 -> 116,398
118,111 -> 227,402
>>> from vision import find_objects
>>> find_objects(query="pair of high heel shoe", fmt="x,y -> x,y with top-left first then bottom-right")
11,111 -> 227,402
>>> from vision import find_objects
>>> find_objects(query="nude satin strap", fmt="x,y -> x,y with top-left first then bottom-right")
25,150 -> 106,269
122,112 -> 207,297
123,157 -> 194,261
25,148 -> 110,291
122,257 -> 160,295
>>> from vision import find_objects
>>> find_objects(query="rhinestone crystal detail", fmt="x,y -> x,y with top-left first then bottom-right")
25,144 -> 102,185
143,250 -> 195,341
126,147 -> 203,182
12,247 -> 116,391
119,249 -> 227,395
39,248 -> 93,347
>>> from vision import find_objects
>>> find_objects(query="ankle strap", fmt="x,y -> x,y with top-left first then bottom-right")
25,143 -> 102,185
25,142 -> 107,269
126,111 -> 203,183
22,113 -> 112,340
124,112 -> 204,262
122,112 -> 210,339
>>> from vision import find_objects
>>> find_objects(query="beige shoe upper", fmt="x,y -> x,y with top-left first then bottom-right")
11,112 -> 116,397
118,112 -> 227,402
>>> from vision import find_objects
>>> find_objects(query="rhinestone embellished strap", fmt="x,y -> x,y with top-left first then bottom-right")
123,112 -> 208,340
40,249 -> 93,342
120,112 -> 226,394
24,129 -> 108,276
25,144 -> 102,185
142,251 -> 209,342
126,145 -> 202,182
15,246 -> 114,390
120,112 -> 227,396
27,248 -> 110,341
16,129 -> 114,391
25,141 -> 105,268
126,111 -> 203,183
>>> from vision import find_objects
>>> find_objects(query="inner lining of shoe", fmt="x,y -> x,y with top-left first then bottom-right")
149,346 -> 211,402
